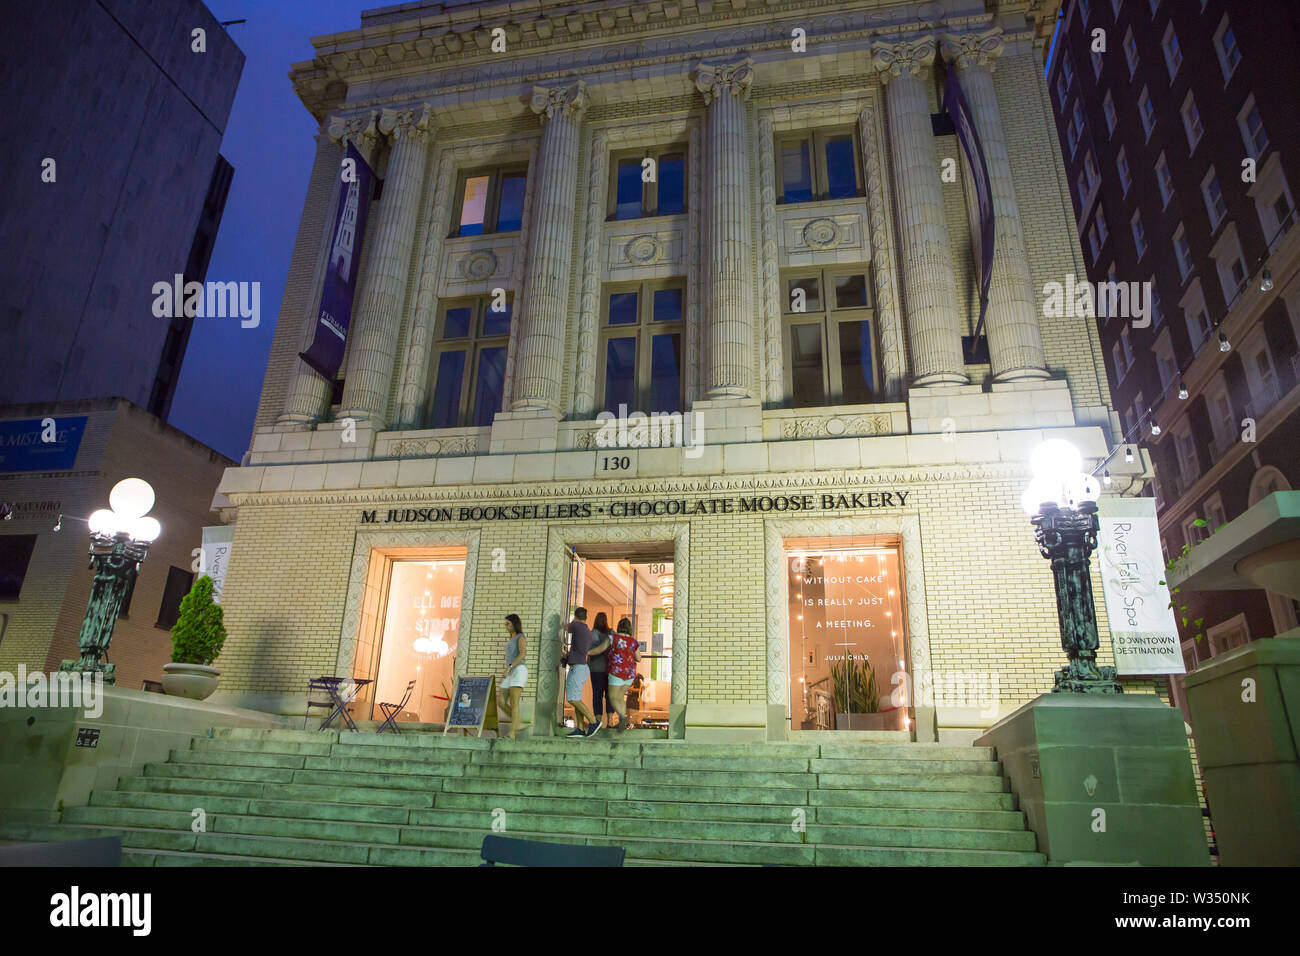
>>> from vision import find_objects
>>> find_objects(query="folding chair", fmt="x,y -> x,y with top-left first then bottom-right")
307,677 -> 342,731
377,679 -> 417,734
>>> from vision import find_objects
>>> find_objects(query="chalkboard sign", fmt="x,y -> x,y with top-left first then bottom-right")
443,675 -> 498,737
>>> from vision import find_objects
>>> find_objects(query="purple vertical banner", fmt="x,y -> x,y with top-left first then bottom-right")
943,67 -> 995,356
299,141 -> 375,380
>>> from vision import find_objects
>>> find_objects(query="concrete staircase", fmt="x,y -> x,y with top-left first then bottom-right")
0,728 -> 1045,866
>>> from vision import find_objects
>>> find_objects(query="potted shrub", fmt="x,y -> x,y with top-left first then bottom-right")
161,575 -> 226,700
832,656 -> 896,731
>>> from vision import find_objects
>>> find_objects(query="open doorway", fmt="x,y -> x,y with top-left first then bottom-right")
561,543 -> 674,735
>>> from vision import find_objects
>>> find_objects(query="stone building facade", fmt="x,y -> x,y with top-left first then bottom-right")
213,0 -> 1142,742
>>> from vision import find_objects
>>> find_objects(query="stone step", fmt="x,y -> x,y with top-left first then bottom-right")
807,757 -> 1003,776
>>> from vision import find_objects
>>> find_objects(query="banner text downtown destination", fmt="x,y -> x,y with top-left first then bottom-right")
362,491 -> 914,524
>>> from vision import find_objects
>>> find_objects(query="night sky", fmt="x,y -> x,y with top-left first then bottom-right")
167,2 -> 373,461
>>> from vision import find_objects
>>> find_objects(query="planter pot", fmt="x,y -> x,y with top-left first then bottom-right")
161,662 -> 221,701
835,712 -> 896,731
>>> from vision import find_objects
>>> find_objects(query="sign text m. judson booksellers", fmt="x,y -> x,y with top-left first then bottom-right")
362,491 -> 914,524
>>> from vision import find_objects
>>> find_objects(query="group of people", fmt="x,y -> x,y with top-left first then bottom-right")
496,607 -> 642,740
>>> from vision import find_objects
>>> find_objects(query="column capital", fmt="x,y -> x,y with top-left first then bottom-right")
870,36 -> 936,83
378,103 -> 435,145
326,110 -> 380,151
939,28 -> 1006,72
694,56 -> 754,105
530,79 -> 588,122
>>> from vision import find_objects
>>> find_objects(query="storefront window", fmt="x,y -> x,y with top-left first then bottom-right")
785,538 -> 908,732
354,554 -> 465,724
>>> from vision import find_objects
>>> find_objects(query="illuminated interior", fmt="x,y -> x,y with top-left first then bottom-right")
352,547 -> 467,724
563,548 -> 673,732
784,535 -> 909,732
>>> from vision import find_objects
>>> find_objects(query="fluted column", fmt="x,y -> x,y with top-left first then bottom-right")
510,80 -> 587,412
280,112 -> 380,426
695,57 -> 757,400
872,38 -> 967,386
337,104 -> 435,426
941,29 -> 1049,381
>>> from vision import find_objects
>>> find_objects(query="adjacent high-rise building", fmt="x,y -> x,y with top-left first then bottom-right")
1046,0 -> 1300,716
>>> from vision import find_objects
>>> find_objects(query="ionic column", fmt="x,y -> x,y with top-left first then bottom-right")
871,38 -> 968,386
940,30 -> 1049,381
510,80 -> 587,412
280,112 -> 380,426
695,57 -> 757,400
337,104 -> 435,426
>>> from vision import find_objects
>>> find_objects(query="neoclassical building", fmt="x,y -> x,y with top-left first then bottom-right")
213,0 -> 1140,742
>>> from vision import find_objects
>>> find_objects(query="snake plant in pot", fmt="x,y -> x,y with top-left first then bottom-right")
831,655 -> 891,730
161,574 -> 227,700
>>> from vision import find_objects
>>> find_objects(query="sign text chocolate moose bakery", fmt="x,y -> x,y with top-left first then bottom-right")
361,491 -> 913,524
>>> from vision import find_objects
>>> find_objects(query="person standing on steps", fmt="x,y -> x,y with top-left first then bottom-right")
499,614 -> 529,740
564,607 -> 601,738
588,612 -> 613,729
605,617 -> 642,732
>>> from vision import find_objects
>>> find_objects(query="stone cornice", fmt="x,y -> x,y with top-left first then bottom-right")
224,463 -> 1036,510
694,55 -> 754,104
939,28 -> 1006,72
529,79 -> 588,121
291,3 -> 1001,120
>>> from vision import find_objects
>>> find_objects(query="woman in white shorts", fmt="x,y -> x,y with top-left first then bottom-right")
500,614 -> 528,739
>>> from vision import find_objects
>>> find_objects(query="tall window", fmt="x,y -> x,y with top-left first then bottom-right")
1138,86 -> 1156,138
429,293 -> 513,428
156,566 -> 195,631
1124,28 -> 1139,75
453,165 -> 527,237
1237,96 -> 1269,156
777,128 -> 862,204
609,147 -> 686,220
1117,148 -> 1132,194
1102,92 -> 1117,134
0,535 -> 38,601
782,268 -> 876,407
1181,93 -> 1204,151
1174,223 -> 1193,280
599,280 -> 685,413
1202,168 -> 1227,230
1131,209 -> 1148,259
1214,16 -> 1241,81
1155,153 -> 1174,206
1162,23 -> 1183,79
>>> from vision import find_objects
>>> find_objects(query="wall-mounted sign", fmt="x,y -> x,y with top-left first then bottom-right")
360,491 -> 913,525
0,417 -> 87,473
75,727 -> 101,748
201,525 -> 235,604
1096,497 -> 1183,675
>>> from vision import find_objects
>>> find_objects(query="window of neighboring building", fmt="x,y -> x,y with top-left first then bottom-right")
1174,424 -> 1199,491
1121,326 -> 1135,369
1076,168 -> 1090,208
1214,15 -> 1241,81
1138,86 -> 1156,138
777,127 -> 862,204
428,292 -> 514,428
1202,168 -> 1228,231
609,146 -> 687,220
1131,209 -> 1148,259
1124,28 -> 1139,75
1062,50 -> 1076,85
1091,47 -> 1104,78
1111,341 -> 1126,383
1149,0 -> 1161,14
1155,330 -> 1177,390
1055,72 -> 1068,107
0,535 -> 38,601
1155,152 -> 1174,207
1203,493 -> 1228,531
1208,377 -> 1236,449
453,165 -> 528,237
156,566 -> 195,631
599,279 -> 686,414
1103,92 -> 1117,134
1162,23 -> 1183,79
782,268 -> 877,407
1174,222 -> 1193,280
1084,150 -> 1100,189
1184,283 -> 1212,350
1117,148 -> 1132,195
1095,203 -> 1109,245
1068,101 -> 1084,155
1211,225 -> 1248,303
1150,278 -> 1164,328
1237,96 -> 1269,156
1207,613 -> 1251,658
1181,92 -> 1204,152
1088,223 -> 1101,262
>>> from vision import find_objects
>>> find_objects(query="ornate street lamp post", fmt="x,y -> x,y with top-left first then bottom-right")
59,478 -> 161,684
1021,440 -> 1122,695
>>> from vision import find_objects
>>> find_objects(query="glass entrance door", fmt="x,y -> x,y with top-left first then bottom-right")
562,547 -> 673,734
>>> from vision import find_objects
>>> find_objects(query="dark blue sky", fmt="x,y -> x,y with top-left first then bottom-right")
167,1 -> 372,460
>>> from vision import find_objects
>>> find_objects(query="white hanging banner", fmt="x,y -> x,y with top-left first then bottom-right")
1095,497 -> 1184,675
201,525 -> 235,604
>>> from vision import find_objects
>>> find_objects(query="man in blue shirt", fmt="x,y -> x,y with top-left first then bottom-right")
563,608 -> 602,738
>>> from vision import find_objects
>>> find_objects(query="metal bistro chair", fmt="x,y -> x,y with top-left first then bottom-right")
377,679 -> 417,735
307,677 -> 341,731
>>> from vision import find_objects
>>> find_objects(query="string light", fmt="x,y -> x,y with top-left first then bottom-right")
1261,268 -> 1273,292
1103,469 -> 1112,486
1218,331 -> 1231,352
1148,415 -> 1160,437
1178,382 -> 1188,400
